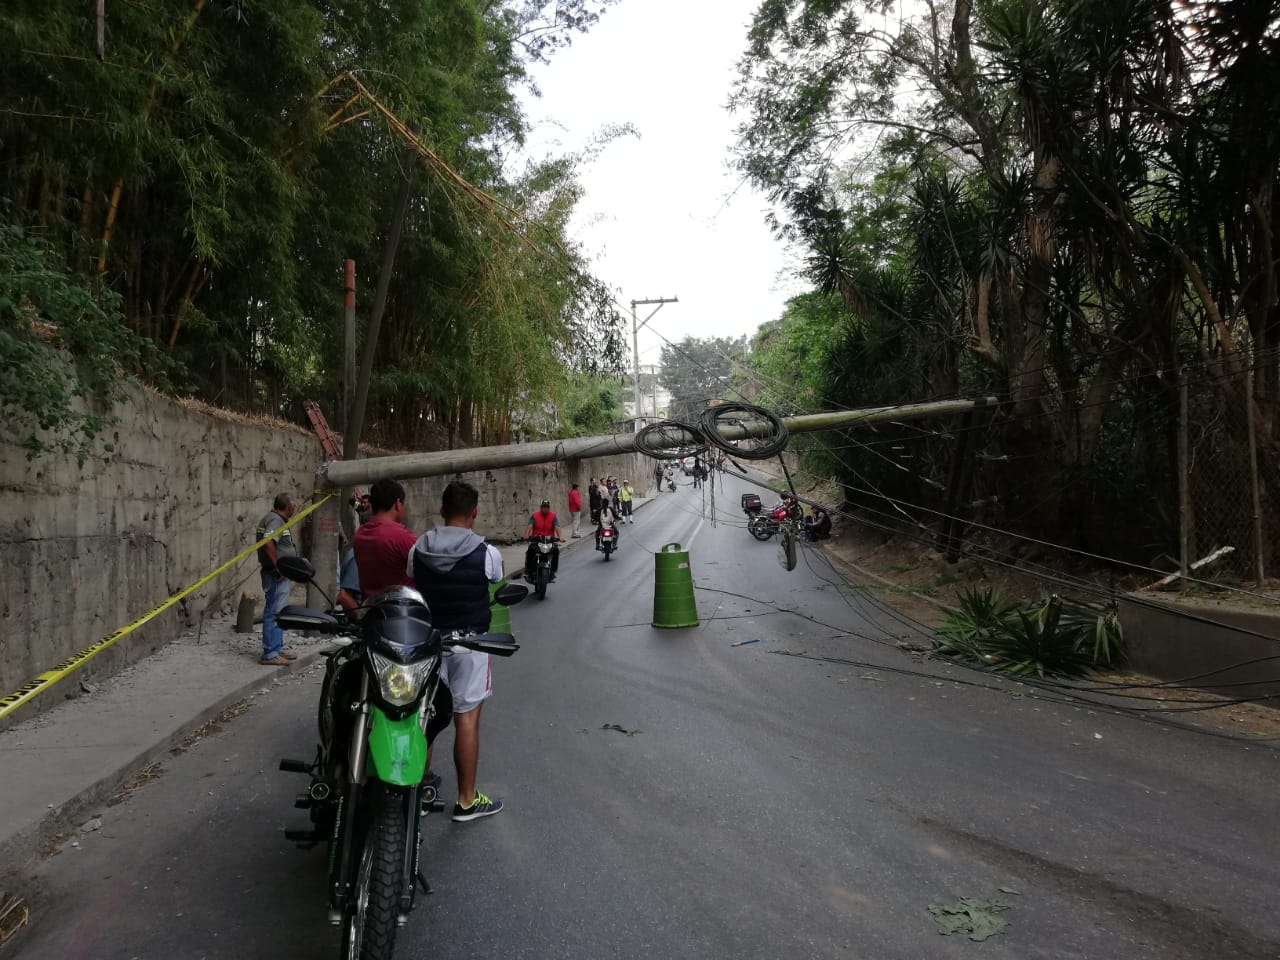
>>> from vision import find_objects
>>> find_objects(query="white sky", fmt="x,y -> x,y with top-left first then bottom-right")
517,0 -> 803,373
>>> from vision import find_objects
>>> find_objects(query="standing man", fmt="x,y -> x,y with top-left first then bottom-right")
568,482 -> 583,537
255,493 -> 299,666
653,462 -> 663,493
619,480 -> 635,523
523,499 -> 562,581
409,481 -> 506,822
353,477 -> 417,598
588,477 -> 602,525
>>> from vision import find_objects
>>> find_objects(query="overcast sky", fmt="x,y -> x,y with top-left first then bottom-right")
518,0 -> 803,373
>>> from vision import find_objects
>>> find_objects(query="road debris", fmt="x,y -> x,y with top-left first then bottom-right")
601,723 -> 641,736
731,638 -> 760,647
927,896 -> 1010,941
0,894 -> 28,945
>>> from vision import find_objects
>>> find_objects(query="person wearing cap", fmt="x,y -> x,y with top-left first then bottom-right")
618,480 -> 634,523
523,498 -> 563,581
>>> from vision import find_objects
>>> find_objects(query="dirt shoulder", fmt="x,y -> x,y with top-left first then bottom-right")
816,517 -> 1280,741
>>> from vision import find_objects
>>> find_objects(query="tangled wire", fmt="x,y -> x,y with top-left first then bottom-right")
633,402 -> 788,462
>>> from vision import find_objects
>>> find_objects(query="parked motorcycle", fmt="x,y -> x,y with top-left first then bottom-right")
745,493 -> 803,542
526,534 -> 560,599
274,556 -> 527,960
597,524 -> 618,561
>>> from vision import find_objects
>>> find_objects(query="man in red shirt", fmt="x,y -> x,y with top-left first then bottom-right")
353,477 -> 418,599
568,482 -> 582,538
523,499 -> 562,581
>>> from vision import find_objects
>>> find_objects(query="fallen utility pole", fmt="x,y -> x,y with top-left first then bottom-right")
319,397 -> 997,487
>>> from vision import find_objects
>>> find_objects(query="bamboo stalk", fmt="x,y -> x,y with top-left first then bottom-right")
96,0 -> 208,275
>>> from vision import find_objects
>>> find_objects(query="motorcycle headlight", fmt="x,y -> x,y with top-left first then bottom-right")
368,650 -> 436,707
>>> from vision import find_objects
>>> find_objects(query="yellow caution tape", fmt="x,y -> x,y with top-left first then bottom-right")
0,494 -> 337,721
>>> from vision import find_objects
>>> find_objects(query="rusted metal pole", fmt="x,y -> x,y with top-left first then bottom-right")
341,259 -> 355,436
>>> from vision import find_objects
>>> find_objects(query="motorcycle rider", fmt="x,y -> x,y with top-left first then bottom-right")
596,499 -> 620,550
523,499 -> 562,582
408,481 -> 506,822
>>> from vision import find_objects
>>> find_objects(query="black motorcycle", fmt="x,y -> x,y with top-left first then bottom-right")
597,523 -> 618,561
526,534 -> 559,599
274,556 -> 527,960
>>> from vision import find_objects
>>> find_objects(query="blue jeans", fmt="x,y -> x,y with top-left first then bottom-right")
261,569 -> 289,660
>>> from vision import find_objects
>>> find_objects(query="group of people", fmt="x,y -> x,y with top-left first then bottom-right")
254,478 -> 506,823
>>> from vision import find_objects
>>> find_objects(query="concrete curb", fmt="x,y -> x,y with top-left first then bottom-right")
0,650 -> 324,889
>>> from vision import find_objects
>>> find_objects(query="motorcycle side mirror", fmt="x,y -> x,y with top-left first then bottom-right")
494,584 -> 529,607
277,556 -> 316,583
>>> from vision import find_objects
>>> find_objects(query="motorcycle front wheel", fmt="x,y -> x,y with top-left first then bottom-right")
534,564 -> 548,600
748,517 -> 774,542
341,792 -> 407,960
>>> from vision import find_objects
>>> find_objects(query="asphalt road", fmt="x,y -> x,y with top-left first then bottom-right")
14,475 -> 1280,959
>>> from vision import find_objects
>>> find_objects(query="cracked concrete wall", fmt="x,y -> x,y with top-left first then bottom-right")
0,386 -> 646,721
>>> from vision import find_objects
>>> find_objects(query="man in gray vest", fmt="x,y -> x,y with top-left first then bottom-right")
408,481 -> 506,822
255,493 -> 298,665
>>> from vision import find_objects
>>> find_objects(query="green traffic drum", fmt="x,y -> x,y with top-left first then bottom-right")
653,542 -> 699,628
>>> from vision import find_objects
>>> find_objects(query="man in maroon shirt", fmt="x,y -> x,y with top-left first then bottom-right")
353,477 -> 418,599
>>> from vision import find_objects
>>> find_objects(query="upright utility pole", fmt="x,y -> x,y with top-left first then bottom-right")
631,296 -> 677,428
341,259 -> 356,436
1245,365 -> 1265,584
345,166 -> 414,462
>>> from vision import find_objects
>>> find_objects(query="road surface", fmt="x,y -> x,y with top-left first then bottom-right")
14,475 -> 1280,959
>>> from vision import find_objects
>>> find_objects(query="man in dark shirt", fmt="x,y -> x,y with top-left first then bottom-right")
353,478 -> 417,599
255,493 -> 299,665
409,481 -> 506,822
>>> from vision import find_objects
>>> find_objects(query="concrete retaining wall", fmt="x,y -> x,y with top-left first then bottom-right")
1118,594 -> 1280,701
0,386 -> 646,723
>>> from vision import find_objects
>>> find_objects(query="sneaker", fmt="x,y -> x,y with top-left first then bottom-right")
452,791 -> 503,822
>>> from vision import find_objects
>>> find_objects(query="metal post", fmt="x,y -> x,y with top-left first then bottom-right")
342,259 -> 355,436
631,301 -> 640,428
1177,370 -> 1191,580
1245,364 -> 1265,584
652,365 -> 659,419
307,496 -> 341,614
629,296 -> 678,429
96,0 -> 105,59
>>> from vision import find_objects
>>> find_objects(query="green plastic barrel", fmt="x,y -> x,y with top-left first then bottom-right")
653,542 -> 699,628
488,578 -> 513,634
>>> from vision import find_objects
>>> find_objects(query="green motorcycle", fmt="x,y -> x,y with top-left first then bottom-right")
275,557 -> 526,959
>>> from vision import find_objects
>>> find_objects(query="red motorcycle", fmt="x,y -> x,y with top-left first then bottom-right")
745,493 -> 803,541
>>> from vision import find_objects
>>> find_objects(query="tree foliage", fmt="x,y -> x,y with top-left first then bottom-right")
735,0 -> 1280,559
1,0 -> 623,452
657,335 -> 748,423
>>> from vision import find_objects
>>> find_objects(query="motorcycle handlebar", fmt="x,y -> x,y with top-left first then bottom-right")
441,630 -> 520,657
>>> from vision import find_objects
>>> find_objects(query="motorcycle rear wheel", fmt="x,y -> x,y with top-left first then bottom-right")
341,793 -> 407,960
748,517 -> 774,542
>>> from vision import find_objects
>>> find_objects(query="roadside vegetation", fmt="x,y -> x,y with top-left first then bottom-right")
733,0 -> 1280,582
1,0 -> 624,457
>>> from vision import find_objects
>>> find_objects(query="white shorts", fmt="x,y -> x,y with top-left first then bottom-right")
442,649 -> 491,714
